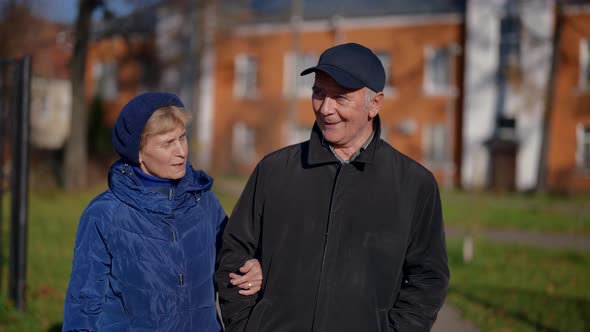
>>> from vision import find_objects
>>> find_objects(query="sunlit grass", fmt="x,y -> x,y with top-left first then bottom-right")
1,186 -> 104,331
442,190 -> 590,234
447,238 -> 590,331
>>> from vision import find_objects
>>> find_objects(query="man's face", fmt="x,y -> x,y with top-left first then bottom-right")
312,72 -> 380,149
139,124 -> 188,180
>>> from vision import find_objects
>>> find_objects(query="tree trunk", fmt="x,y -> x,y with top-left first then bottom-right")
190,0 -> 213,169
64,0 -> 101,190
537,3 -> 562,193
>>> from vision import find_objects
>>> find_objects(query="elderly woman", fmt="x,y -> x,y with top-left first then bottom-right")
63,92 -> 261,331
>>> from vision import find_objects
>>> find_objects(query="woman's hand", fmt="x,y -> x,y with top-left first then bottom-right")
229,258 -> 263,296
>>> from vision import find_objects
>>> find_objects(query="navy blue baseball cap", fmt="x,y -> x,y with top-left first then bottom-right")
300,43 -> 386,92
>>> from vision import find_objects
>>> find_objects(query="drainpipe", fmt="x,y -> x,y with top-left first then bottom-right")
536,1 -> 561,192
286,0 -> 303,145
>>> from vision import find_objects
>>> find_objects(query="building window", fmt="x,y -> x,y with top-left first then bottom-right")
284,52 -> 318,97
499,14 -> 521,67
289,126 -> 311,145
93,62 -> 118,101
232,122 -> 256,164
424,47 -> 450,95
380,123 -> 390,143
424,123 -> 449,165
580,39 -> 590,91
499,13 -> 522,89
576,124 -> 590,171
375,51 -> 395,95
39,94 -> 50,119
396,118 -> 417,135
234,54 -> 258,98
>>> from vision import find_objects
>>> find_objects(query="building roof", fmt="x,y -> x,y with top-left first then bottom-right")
562,0 -> 590,5
248,0 -> 466,22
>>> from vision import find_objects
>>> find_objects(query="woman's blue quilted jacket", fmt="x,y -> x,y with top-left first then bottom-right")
63,160 -> 226,331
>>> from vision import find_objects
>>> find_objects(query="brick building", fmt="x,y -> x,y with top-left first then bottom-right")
211,1 -> 466,186
546,2 -> 590,192
82,0 -> 590,193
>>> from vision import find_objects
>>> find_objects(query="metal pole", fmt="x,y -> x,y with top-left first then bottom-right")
9,56 -> 30,310
0,60 -> 7,293
445,43 -> 461,189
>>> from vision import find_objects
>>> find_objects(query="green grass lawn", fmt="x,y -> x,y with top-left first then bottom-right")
1,186 -> 104,332
0,186 -> 589,331
442,190 -> 590,234
447,238 -> 590,332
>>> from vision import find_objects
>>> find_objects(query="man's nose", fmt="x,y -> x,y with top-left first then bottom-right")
319,97 -> 335,115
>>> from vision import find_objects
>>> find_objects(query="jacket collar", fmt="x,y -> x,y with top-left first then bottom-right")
107,159 -> 213,214
305,115 -> 382,166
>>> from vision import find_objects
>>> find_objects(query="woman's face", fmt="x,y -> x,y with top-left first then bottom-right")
139,124 -> 188,180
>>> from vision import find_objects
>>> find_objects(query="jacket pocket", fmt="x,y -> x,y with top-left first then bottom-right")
244,298 -> 272,332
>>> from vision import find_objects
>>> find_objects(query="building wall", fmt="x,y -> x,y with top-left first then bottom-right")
212,15 -> 463,182
3,15 -> 73,151
547,8 -> 590,192
86,36 -> 155,127
461,0 -> 555,191
30,77 -> 72,149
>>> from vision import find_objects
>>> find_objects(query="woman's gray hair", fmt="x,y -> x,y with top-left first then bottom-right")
139,106 -> 192,151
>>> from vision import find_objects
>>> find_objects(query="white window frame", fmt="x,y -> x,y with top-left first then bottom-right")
93,61 -> 118,101
232,122 -> 257,164
375,51 -> 397,97
423,46 -> 452,96
234,54 -> 259,99
576,123 -> 590,171
379,123 -> 390,143
283,52 -> 318,98
423,123 -> 449,166
39,93 -> 50,119
580,39 -> 590,91
289,126 -> 312,145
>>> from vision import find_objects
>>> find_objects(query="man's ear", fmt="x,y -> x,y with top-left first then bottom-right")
368,92 -> 384,119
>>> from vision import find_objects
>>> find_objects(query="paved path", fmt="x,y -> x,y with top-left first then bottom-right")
432,303 -> 480,332
446,226 -> 590,251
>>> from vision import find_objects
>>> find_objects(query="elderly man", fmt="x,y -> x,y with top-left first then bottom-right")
215,42 -> 449,332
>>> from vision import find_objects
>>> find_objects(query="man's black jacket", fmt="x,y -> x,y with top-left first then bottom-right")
215,118 -> 449,332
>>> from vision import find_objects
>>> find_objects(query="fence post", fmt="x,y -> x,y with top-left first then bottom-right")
9,56 -> 31,310
0,60 -> 7,293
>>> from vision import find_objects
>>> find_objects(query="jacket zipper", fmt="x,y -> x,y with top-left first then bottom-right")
312,164 -> 343,331
168,188 -> 183,288
169,188 -> 177,242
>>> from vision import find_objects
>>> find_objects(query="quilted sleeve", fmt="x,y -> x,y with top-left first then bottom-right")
62,210 -> 112,332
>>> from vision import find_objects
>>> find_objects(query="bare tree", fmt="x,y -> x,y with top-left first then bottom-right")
63,0 -> 103,190
536,2 -> 563,192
